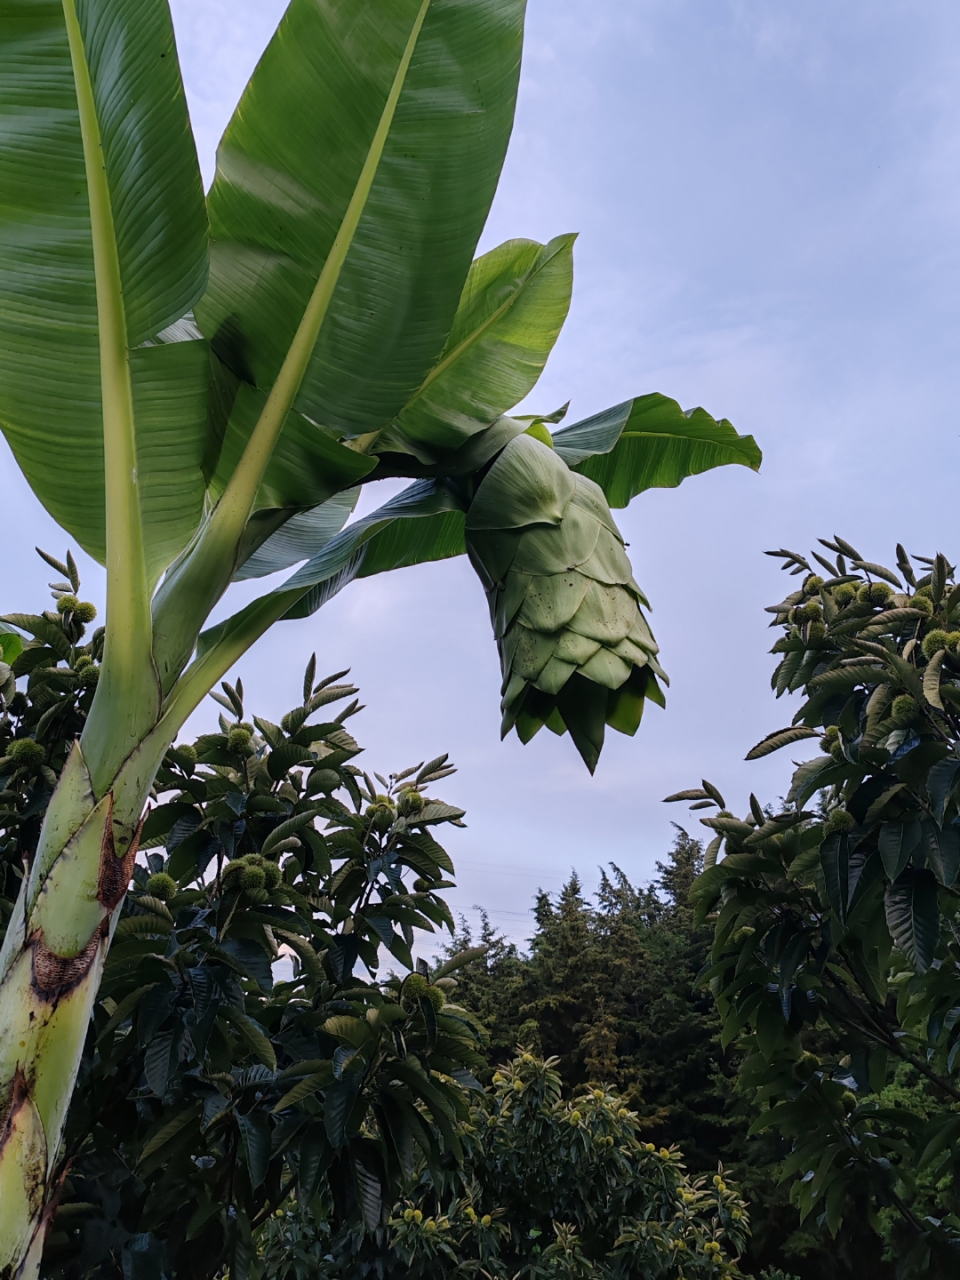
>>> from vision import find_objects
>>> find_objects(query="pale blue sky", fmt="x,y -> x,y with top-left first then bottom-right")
5,1 -> 960,947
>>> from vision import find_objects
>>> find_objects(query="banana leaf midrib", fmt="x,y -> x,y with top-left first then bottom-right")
409,235 -> 571,403
616,429 -> 749,442
150,0 -> 433,694
218,0 -> 434,522
62,0 -> 149,629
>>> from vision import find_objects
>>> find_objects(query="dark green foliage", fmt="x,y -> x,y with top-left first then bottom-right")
445,836 -> 886,1279
259,1049 -> 754,1280
448,839 -> 732,1165
0,557 -> 102,930
683,540 -> 960,1278
0,561 -> 481,1280
46,695 -> 478,1280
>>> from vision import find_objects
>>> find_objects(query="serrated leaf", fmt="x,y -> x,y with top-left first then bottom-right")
260,807 -> 320,856
138,1103 -> 202,1166
928,757 -> 960,826
884,869 -> 939,973
924,650 -> 946,710
851,561 -> 902,588
114,914 -> 173,939
922,819 -> 960,887
703,834 -> 723,870
863,784 -> 906,826
322,1015 -> 374,1049
267,743 -> 315,780
143,1027 -> 178,1097
324,1076 -> 359,1149
820,832 -> 847,921
745,725 -> 818,761
353,1159 -> 383,1232
223,1009 -> 277,1072
238,1112 -> 272,1190
1,614 -> 72,661
416,801 -> 466,825
272,1068 -> 335,1113
807,664 -> 893,694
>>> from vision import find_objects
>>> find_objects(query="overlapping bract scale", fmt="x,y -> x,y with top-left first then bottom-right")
465,432 -> 666,771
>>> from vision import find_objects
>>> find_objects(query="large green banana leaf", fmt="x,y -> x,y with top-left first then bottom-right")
198,481 -> 466,660
551,393 -> 761,507
0,0 -> 208,575
209,385 -> 376,512
196,0 -> 525,447
234,491 -> 359,582
226,228 -> 572,574
381,235 -> 574,459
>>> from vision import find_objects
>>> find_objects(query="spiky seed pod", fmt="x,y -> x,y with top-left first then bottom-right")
55,594 -> 79,614
145,872 -> 178,902
891,694 -> 919,725
398,787 -> 424,816
239,865 -> 266,891
7,738 -> 44,767
948,632 -> 960,652
221,860 -> 245,888
827,809 -> 855,833
74,654 -> 95,672
424,985 -> 446,1011
806,620 -> 826,641
797,601 -> 822,622
912,595 -> 933,616
174,743 -> 198,766
365,800 -> 395,832
73,601 -> 97,623
400,972 -> 429,1009
796,1052 -> 820,1081
413,877 -> 432,892
261,861 -> 281,890
858,582 -> 893,606
819,725 -> 839,753
832,583 -> 856,606
923,630 -> 951,660
465,433 -> 665,772
227,726 -> 253,754
802,574 -> 825,596
77,666 -> 99,688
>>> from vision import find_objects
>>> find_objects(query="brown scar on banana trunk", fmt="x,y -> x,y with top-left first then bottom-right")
0,1067 -> 34,1153
96,797 -> 142,911
29,799 -> 143,1002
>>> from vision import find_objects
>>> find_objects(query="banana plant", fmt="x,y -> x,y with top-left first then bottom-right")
0,0 -> 760,1272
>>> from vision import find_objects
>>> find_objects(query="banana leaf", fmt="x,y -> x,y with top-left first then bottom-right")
552,393 -> 761,508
